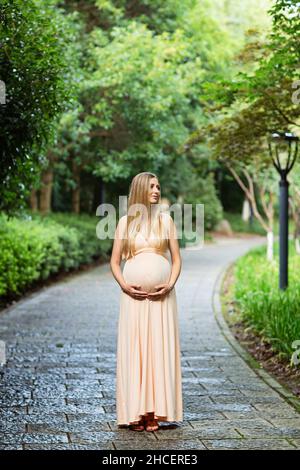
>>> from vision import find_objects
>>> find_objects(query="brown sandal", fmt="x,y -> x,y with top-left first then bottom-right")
129,420 -> 144,431
143,415 -> 159,432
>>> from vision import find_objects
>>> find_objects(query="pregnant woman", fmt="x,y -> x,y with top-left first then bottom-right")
110,172 -> 183,432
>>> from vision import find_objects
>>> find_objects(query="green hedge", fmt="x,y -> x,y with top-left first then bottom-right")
233,241 -> 300,360
0,212 -> 113,297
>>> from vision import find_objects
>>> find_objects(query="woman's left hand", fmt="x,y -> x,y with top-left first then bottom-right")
147,283 -> 174,301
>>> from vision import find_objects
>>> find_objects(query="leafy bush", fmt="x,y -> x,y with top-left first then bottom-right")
234,242 -> 300,359
184,173 -> 223,231
45,213 -> 112,264
0,212 -> 113,297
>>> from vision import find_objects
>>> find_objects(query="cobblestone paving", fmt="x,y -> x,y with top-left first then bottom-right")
0,235 -> 300,450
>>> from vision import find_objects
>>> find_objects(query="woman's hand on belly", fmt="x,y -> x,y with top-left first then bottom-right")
122,283 -> 149,301
146,282 -> 174,301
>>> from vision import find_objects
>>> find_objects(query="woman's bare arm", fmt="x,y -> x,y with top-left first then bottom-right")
167,215 -> 182,289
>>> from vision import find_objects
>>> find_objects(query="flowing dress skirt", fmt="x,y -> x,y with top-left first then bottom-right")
116,251 -> 183,425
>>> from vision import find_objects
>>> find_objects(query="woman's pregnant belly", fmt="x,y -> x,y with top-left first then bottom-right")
122,252 -> 171,293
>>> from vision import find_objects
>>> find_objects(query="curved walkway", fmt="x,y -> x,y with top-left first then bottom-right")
0,235 -> 299,450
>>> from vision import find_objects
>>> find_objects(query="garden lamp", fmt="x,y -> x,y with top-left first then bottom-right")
268,131 -> 299,290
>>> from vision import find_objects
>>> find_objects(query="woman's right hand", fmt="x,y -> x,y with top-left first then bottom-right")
121,283 -> 148,301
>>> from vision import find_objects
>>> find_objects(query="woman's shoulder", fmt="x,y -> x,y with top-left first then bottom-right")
159,212 -> 173,239
115,214 -> 127,239
160,211 -> 171,220
160,211 -> 179,240
160,211 -> 173,227
118,214 -> 128,227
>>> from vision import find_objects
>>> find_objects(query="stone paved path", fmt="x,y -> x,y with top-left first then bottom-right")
0,235 -> 300,450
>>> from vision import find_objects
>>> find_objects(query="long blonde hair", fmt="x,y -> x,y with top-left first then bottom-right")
122,172 -> 169,260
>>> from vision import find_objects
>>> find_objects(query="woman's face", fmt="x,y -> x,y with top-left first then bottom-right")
148,177 -> 160,204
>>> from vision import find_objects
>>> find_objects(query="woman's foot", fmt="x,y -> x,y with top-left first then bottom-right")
128,419 -> 144,431
143,414 -> 159,432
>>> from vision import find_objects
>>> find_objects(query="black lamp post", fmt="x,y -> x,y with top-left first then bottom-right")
268,131 -> 299,290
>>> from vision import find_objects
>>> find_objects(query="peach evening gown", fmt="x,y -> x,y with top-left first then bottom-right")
116,213 -> 183,426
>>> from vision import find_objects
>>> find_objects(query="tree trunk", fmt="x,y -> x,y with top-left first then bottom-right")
266,230 -> 274,261
40,168 -> 53,214
72,161 -> 81,214
92,177 -> 105,213
29,189 -> 38,212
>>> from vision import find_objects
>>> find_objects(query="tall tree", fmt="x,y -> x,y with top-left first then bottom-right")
0,0 -> 81,215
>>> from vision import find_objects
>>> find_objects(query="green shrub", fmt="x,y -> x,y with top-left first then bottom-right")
0,212 -> 113,298
45,213 -> 112,264
234,242 -> 300,359
184,173 -> 223,231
